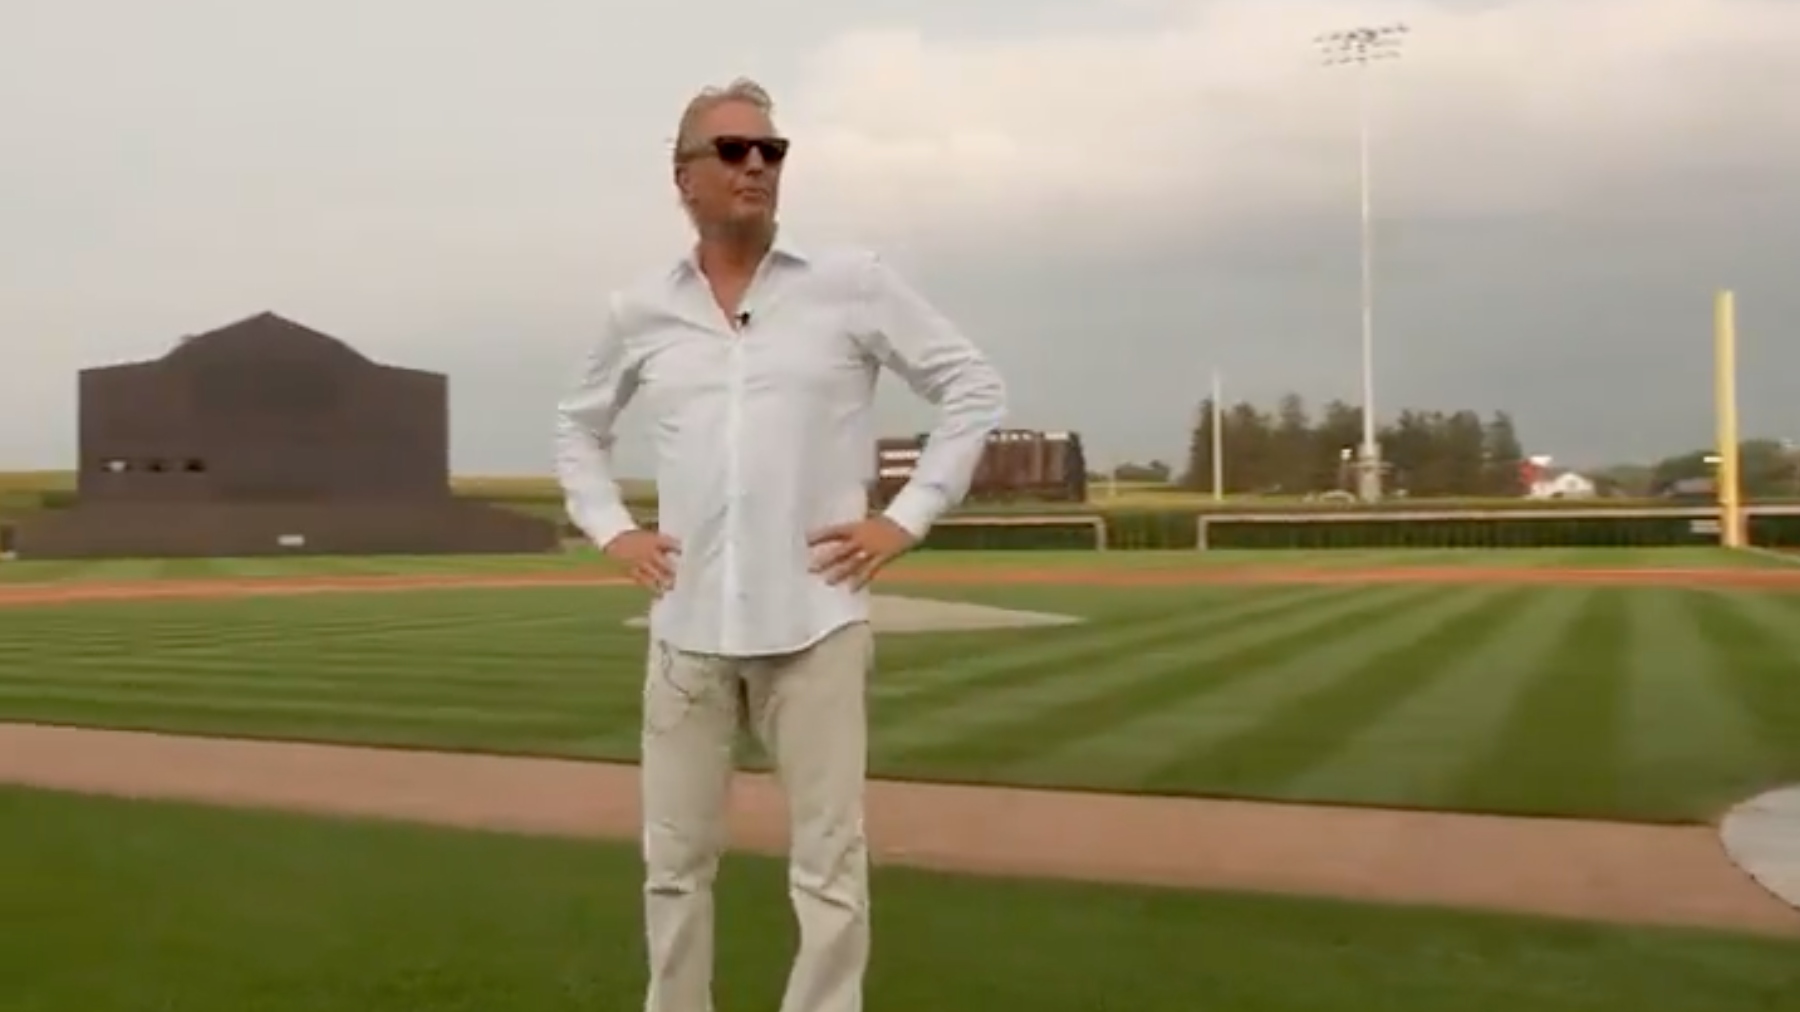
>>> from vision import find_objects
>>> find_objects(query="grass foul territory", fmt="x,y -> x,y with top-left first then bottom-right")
4,786 -> 1797,1012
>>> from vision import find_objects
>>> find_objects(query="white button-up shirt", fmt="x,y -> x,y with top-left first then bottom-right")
553,238 -> 1008,657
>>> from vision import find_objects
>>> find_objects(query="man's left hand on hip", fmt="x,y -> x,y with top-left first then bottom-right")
807,516 -> 917,589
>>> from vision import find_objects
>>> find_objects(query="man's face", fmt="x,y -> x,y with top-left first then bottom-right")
676,100 -> 786,233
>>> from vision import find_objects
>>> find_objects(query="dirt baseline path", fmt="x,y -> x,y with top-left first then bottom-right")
2,564 -> 1799,938
3,723 -> 1797,938
3,562 -> 1800,610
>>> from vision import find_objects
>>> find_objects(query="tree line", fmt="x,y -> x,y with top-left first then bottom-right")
1094,393 -> 1800,500
1179,394 -> 1527,497
1591,440 -> 1800,499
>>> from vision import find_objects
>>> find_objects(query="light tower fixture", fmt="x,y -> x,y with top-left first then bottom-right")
1314,22 -> 1408,502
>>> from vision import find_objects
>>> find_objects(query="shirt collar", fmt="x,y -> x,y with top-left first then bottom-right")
672,230 -> 808,280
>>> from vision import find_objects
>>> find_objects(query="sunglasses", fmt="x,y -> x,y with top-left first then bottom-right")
689,135 -> 790,166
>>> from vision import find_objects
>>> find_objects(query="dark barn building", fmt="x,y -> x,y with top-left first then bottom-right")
14,312 -> 558,559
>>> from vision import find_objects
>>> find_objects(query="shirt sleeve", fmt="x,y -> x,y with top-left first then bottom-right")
554,293 -> 643,550
854,252 -> 1008,539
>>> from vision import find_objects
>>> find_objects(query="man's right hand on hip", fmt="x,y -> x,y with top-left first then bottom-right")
604,530 -> 681,594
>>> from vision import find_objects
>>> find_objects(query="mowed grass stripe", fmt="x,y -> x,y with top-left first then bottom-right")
1134,586 -> 1539,796
0,592 -> 527,631
0,660 -> 622,709
995,584 -> 1519,792
1616,589 -> 1774,820
5,639 -> 636,714
0,698 -> 591,755
85,641 -> 611,684
0,628 -> 605,675
5,584 -> 622,632
173,612 -> 597,659
878,583 -> 1441,766
0,600 -> 575,663
0,558 -> 174,583
1,610 -> 512,659
208,554 -> 580,578
1401,549 -> 1546,569
0,682 -> 583,726
214,554 -> 550,577
1686,591 -> 1800,783
204,555 -> 393,578
0,560 -> 93,583
178,614 -> 618,664
1445,589 -> 1633,819
1278,587 -> 1591,809
871,584 -> 1344,716
0,589 -> 650,751
53,631 -> 624,684
283,630 -> 643,676
875,585 -> 1405,755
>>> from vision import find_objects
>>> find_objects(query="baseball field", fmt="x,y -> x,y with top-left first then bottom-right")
4,545 -> 1800,1010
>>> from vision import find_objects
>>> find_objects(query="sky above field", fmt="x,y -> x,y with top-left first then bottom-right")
5,0 -> 1798,478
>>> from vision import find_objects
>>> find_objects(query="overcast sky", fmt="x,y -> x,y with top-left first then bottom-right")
6,0 -> 1797,478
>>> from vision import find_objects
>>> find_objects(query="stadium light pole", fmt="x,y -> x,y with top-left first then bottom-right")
1315,21 -> 1407,502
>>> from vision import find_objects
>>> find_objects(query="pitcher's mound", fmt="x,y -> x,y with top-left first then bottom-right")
1721,784 -> 1800,912
624,594 -> 1083,634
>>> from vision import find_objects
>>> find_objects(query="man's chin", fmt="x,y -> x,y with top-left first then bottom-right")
723,211 -> 776,234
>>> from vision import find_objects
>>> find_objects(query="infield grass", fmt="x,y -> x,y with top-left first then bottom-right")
3,786 -> 1796,1012
2,548 -> 1797,823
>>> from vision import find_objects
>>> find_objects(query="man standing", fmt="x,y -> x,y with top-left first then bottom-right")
553,78 -> 1007,1012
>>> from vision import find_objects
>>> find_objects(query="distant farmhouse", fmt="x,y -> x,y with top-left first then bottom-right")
1520,454 -> 1598,500
13,312 -> 557,559
1526,469 -> 1598,500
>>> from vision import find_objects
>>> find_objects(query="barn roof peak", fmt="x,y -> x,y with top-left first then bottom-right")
168,311 -> 370,363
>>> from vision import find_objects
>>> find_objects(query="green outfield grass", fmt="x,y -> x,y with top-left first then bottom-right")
3,548 -> 1797,822
3,786 -> 1795,1012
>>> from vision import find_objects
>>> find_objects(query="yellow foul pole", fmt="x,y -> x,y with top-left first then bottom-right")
1714,289 -> 1744,548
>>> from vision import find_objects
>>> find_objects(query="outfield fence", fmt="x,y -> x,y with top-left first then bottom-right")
1199,505 -> 1800,551
899,504 -> 1800,552
7,495 -> 1800,557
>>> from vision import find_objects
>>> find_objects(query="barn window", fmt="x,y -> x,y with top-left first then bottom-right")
183,459 -> 206,473
145,459 -> 167,473
99,458 -> 129,473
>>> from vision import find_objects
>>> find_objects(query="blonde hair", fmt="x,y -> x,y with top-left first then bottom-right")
672,77 -> 775,162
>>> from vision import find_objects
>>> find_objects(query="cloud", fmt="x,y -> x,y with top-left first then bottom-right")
780,0 -> 1800,251
2,0 -> 1796,473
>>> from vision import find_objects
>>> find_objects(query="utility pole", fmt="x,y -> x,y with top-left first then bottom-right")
1315,22 -> 1407,502
1210,369 -> 1225,501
